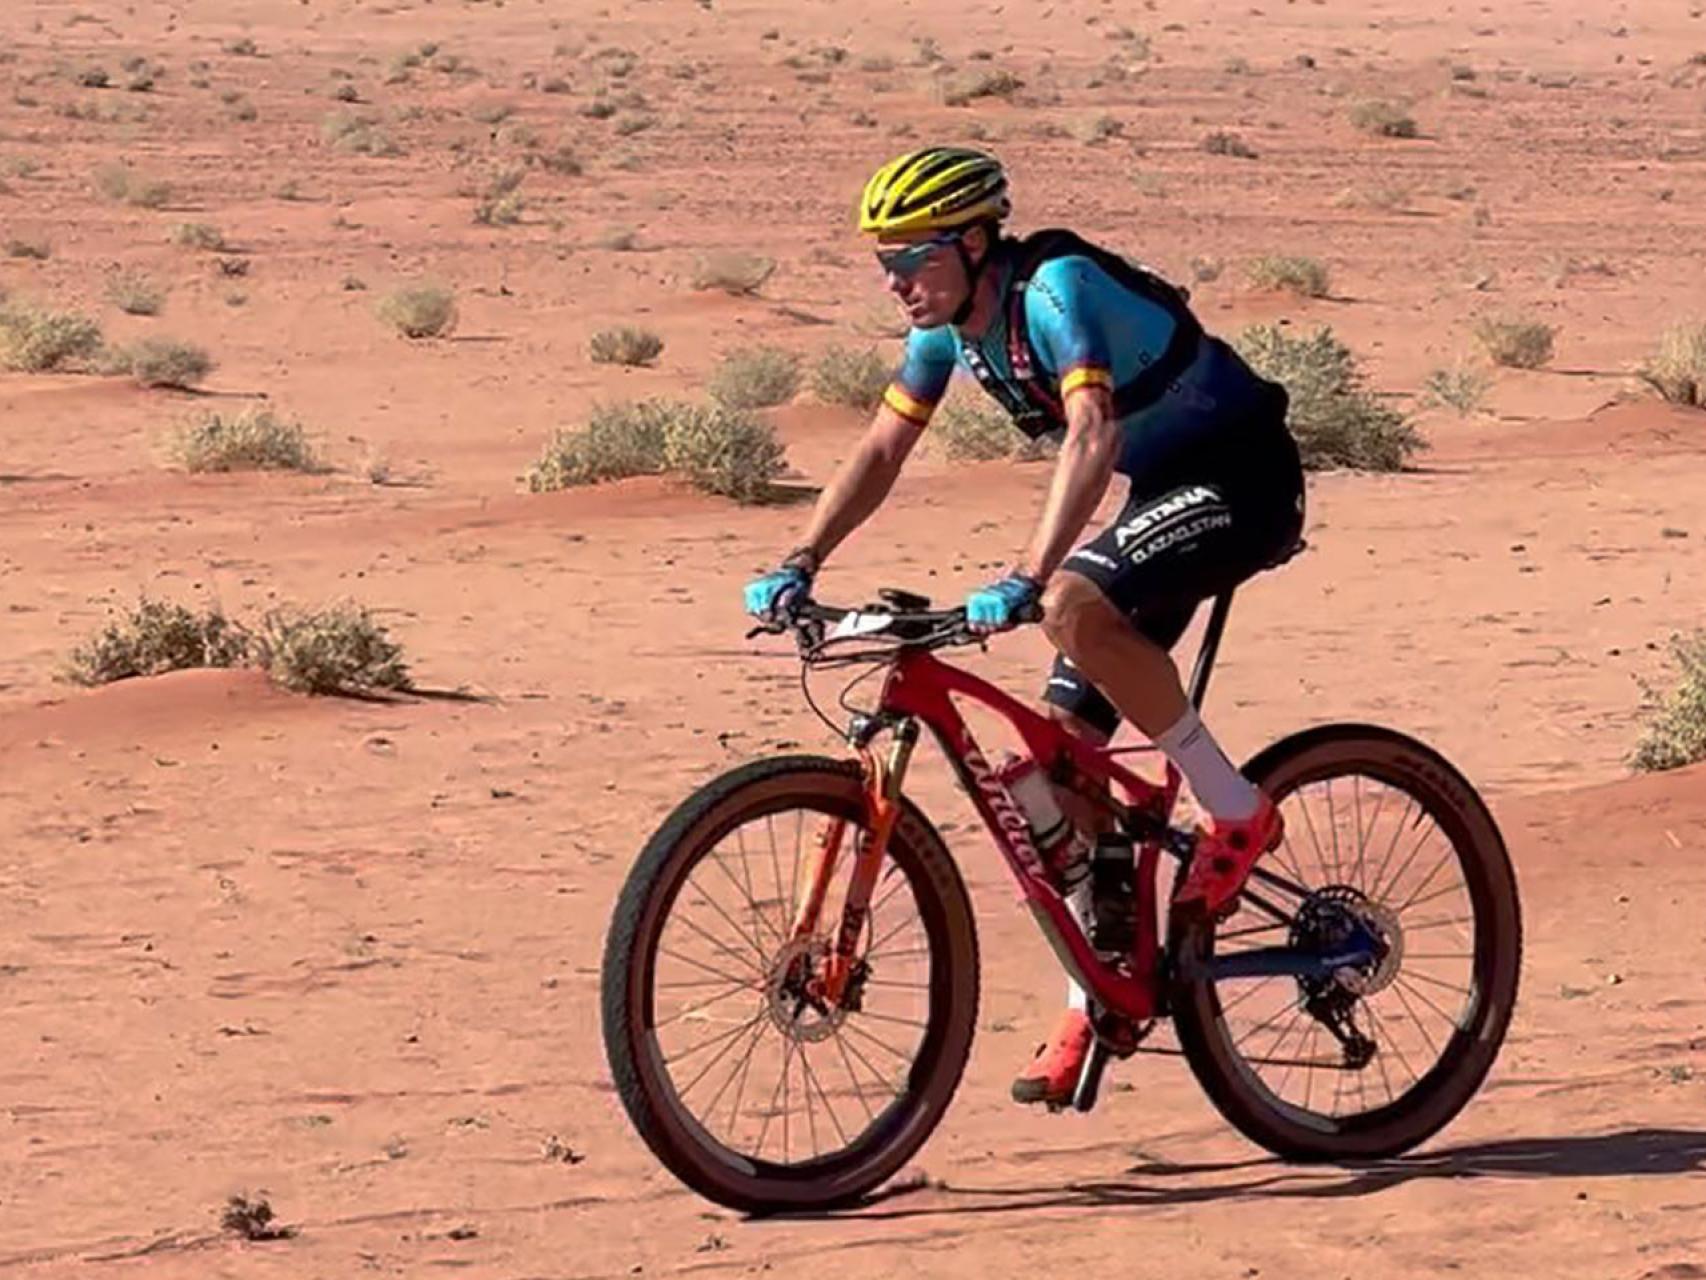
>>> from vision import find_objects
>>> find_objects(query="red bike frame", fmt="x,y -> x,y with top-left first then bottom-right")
790,644 -> 1191,1024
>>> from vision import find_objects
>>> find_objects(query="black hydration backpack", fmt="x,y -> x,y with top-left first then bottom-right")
957,229 -> 1203,439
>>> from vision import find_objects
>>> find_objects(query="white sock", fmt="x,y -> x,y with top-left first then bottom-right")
1066,876 -> 1094,1011
1154,705 -> 1260,821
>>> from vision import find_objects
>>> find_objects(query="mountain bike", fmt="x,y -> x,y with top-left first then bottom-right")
601,571 -> 1522,1214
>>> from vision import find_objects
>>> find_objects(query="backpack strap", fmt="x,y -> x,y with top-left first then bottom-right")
963,230 -> 1203,438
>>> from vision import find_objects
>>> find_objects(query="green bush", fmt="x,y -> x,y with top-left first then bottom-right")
1232,324 -> 1424,471
376,283 -> 457,338
588,326 -> 664,367
1247,255 -> 1330,298
169,408 -> 321,472
256,603 -> 411,695
1638,322 -> 1706,407
708,345 -> 803,408
1474,316 -> 1556,369
811,344 -> 890,410
65,598 -> 251,685
0,301 -> 103,371
1631,631 -> 1706,772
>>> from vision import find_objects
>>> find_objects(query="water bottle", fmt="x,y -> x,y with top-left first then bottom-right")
996,754 -> 1090,893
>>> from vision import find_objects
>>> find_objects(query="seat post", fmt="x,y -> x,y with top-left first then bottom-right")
1187,591 -> 1234,711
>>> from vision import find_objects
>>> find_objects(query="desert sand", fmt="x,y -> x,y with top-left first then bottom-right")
2,0 -> 1705,1275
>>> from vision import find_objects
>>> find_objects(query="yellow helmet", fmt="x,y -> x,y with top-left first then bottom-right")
858,147 -> 1010,236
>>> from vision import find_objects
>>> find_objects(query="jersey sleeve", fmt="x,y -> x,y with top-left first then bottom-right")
1024,257 -> 1115,400
883,325 -> 956,425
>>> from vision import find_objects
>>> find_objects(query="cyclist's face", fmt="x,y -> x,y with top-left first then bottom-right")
876,229 -> 976,327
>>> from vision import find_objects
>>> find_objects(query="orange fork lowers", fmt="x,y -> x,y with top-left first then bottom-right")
797,729 -> 916,1007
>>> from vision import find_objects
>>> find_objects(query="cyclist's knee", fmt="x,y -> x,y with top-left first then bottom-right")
1040,571 -> 1115,656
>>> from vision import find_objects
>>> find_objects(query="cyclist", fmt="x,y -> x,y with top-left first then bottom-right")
744,146 -> 1306,1108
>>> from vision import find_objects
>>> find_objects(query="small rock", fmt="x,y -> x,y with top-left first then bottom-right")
1661,527 -> 1688,539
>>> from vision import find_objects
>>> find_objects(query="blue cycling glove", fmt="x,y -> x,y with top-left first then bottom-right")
966,573 -> 1043,632
744,561 -> 813,618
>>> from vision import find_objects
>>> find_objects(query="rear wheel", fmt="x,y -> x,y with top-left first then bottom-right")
1169,724 -> 1522,1161
601,755 -> 978,1213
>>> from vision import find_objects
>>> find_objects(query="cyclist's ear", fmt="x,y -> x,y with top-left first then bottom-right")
963,223 -> 991,263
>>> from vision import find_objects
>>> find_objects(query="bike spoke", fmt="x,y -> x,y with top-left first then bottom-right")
667,1009 -> 769,1071
752,1036 -> 795,1161
1326,777 -> 1342,886
800,1043 -> 851,1148
1217,974 -> 1281,1017
1293,786 -> 1330,881
653,979 -> 760,1033
830,1024 -> 879,1122
843,1017 -> 916,1068
702,849 -> 786,950
1366,794 -> 1418,902
1365,1000 -> 1422,1090
675,1005 -> 769,1100
703,1016 -> 769,1134
1387,978 -> 1442,1059
1233,993 -> 1306,1052
839,1023 -> 904,1099
659,943 -> 761,990
1354,779 -> 1390,894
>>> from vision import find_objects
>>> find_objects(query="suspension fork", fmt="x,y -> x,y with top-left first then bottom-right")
794,719 -> 919,1005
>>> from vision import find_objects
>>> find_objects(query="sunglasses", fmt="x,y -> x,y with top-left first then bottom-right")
874,233 -> 963,280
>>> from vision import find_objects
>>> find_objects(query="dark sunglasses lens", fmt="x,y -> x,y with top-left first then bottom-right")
877,243 -> 936,277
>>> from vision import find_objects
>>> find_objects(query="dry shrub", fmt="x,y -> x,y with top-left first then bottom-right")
708,345 -> 803,409
105,269 -> 165,315
321,110 -> 400,156
659,402 -> 786,502
691,251 -> 776,295
6,238 -> 49,260
65,597 -> 251,685
1474,316 -> 1556,369
1631,631 -> 1706,772
0,301 -> 103,371
1638,321 -> 1706,407
1247,255 -> 1330,298
588,326 -> 664,367
527,400 -> 784,503
377,283 -> 458,338
811,345 -> 890,410
256,603 -> 411,695
939,67 -> 1023,106
1232,324 -> 1424,471
1350,99 -> 1418,137
121,337 -> 214,388
93,162 -> 172,208
169,221 -> 225,250
170,408 -> 321,472
929,389 -> 1056,462
527,401 -> 669,490
1202,130 -> 1258,158
1421,363 -> 1492,416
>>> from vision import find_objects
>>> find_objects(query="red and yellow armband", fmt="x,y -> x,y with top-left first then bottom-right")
882,383 -> 937,427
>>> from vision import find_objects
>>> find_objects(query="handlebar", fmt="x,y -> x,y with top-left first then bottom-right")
747,592 -> 1043,658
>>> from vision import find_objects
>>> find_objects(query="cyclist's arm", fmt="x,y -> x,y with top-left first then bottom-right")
1015,261 -> 1121,582
794,328 -> 953,567
796,403 -> 928,565
1016,381 -> 1118,582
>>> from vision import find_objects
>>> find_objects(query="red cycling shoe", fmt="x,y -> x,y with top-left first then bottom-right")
1010,1008 -> 1093,1108
1173,793 -> 1284,920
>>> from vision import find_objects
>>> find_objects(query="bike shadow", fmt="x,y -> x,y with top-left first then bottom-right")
770,1128 -> 1706,1222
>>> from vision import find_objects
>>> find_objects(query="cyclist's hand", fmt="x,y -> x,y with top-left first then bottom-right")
743,564 -> 812,620
965,573 -> 1043,634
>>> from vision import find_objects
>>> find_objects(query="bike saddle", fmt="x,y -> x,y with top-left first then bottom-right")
877,588 -> 932,611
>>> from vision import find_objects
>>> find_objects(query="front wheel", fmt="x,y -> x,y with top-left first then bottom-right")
1169,724 -> 1522,1161
601,755 -> 979,1214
